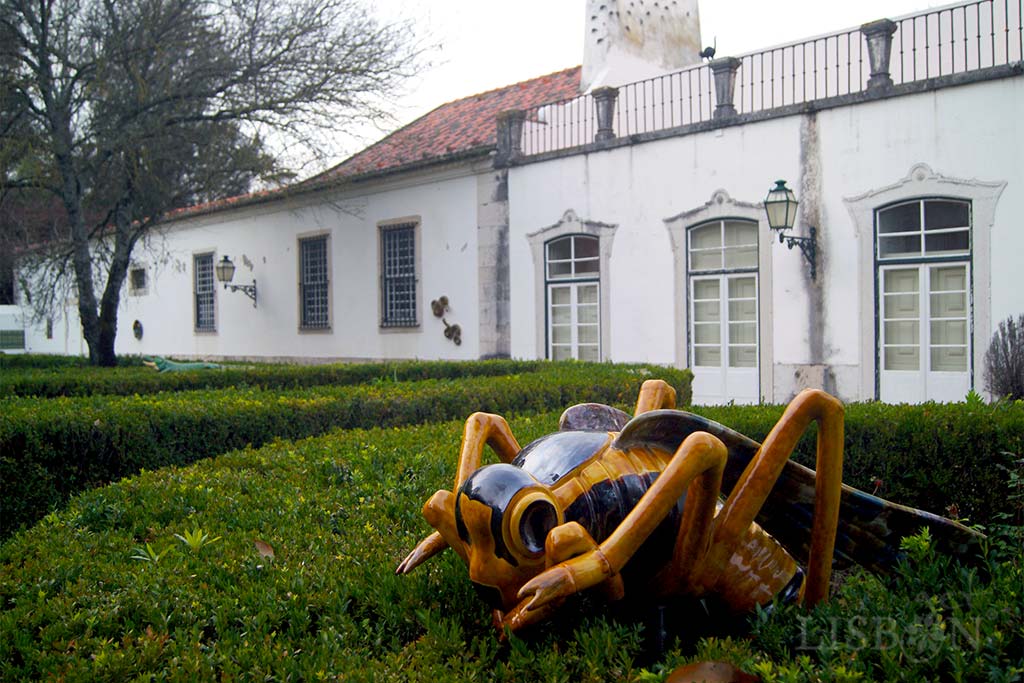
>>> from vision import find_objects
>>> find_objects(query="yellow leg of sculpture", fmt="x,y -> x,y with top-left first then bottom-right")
634,379 -> 677,415
514,432 -> 727,614
397,412 -> 522,575
705,389 -> 844,606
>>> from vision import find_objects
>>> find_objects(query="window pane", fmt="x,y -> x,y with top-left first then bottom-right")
579,345 -> 600,362
577,284 -> 598,304
693,279 -> 720,300
548,261 -> 573,279
578,325 -> 599,344
924,231 -> 969,253
550,287 -> 571,305
878,202 -> 921,234
694,322 -> 720,344
729,322 -> 756,344
578,305 -> 598,324
690,250 -> 722,271
574,235 -> 599,258
690,224 -> 721,249
694,346 -> 721,367
729,346 -> 757,368
884,346 -> 920,371
884,294 -> 919,319
574,258 -> 599,276
884,269 -> 919,294
724,247 -> 757,269
552,345 -> 572,361
694,301 -> 719,322
931,320 -> 965,345
931,346 -> 967,372
729,277 -> 756,299
547,237 -> 572,261
879,234 -> 921,258
723,221 -> 757,246
552,306 -> 571,324
924,200 -> 969,230
551,325 -> 571,343
885,320 -> 919,345
728,300 -> 756,322
930,292 -> 966,317
931,266 -> 966,292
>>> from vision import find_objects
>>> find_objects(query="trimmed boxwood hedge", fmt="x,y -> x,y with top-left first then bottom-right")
694,400 -> 1024,528
0,359 -> 552,398
0,415 -> 1019,681
0,363 -> 692,538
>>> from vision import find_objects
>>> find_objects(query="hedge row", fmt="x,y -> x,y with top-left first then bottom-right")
695,399 -> 1024,530
0,363 -> 693,538
0,415 -> 1019,681
0,353 -> 146,370
0,358 -> 552,398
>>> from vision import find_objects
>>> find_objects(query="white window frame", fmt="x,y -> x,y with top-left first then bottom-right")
545,235 -> 601,361
298,233 -> 331,331
665,190 -> 774,402
845,163 -> 1005,399
527,210 -> 617,360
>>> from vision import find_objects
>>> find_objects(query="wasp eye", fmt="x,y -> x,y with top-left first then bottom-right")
518,500 -> 557,555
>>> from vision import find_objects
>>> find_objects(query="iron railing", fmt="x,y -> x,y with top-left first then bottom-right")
518,0 -> 1022,157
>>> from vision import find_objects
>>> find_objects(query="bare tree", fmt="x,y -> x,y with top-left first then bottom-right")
1,0 -> 422,364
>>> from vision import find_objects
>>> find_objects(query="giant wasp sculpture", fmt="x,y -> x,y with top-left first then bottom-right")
397,381 -> 982,633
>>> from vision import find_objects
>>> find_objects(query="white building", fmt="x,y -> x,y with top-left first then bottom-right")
9,0 -> 1023,405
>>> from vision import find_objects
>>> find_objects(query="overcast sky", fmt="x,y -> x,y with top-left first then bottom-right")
325,0 -> 949,167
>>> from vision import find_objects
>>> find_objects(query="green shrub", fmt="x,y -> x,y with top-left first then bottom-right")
0,363 -> 692,538
0,358 -> 555,398
695,400 -> 1024,528
0,353 -> 145,371
0,415 -> 1018,681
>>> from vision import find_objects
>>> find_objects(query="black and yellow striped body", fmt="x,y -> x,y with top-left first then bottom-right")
457,428 -> 802,612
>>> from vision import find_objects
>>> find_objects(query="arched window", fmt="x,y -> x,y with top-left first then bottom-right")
545,234 -> 600,361
876,198 -> 971,401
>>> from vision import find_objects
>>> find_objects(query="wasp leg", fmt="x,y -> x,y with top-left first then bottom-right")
515,432 -> 727,614
498,521 -> 627,632
706,389 -> 844,607
396,413 -> 521,575
634,379 -> 677,415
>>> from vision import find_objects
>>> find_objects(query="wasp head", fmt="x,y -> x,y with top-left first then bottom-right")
453,464 -> 563,610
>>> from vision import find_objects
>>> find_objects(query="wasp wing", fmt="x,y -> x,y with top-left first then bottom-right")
614,410 -> 984,574
559,403 -> 631,432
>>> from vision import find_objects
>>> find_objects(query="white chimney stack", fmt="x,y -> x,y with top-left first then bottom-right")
582,0 -> 703,92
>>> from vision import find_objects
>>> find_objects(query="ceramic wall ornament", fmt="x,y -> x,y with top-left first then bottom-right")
397,380 -> 983,635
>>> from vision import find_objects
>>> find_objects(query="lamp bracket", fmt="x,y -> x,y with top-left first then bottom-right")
224,281 -> 258,307
778,226 -> 817,280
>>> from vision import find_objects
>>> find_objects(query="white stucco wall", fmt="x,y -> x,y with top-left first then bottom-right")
28,164 -> 485,362
508,75 -> 1023,402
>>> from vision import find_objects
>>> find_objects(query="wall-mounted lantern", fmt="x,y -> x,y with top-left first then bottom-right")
764,180 -> 817,280
215,255 -> 257,307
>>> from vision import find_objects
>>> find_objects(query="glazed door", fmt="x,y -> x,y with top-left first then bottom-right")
690,274 -> 759,405
879,263 -> 970,402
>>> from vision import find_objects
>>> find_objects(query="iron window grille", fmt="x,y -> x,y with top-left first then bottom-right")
194,253 -> 215,331
380,223 -> 418,327
299,236 -> 330,329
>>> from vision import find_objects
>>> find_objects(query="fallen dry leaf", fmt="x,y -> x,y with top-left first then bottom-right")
253,540 -> 275,560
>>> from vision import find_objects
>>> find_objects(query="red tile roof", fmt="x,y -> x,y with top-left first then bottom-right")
166,66 -> 581,221
307,66 -> 582,183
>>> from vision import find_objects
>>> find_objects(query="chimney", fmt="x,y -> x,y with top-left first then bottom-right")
582,0 -> 703,92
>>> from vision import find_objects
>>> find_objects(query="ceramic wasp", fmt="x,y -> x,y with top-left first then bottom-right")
397,380 -> 982,633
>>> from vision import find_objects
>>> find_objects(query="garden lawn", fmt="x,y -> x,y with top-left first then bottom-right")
1,412 -> 1021,681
